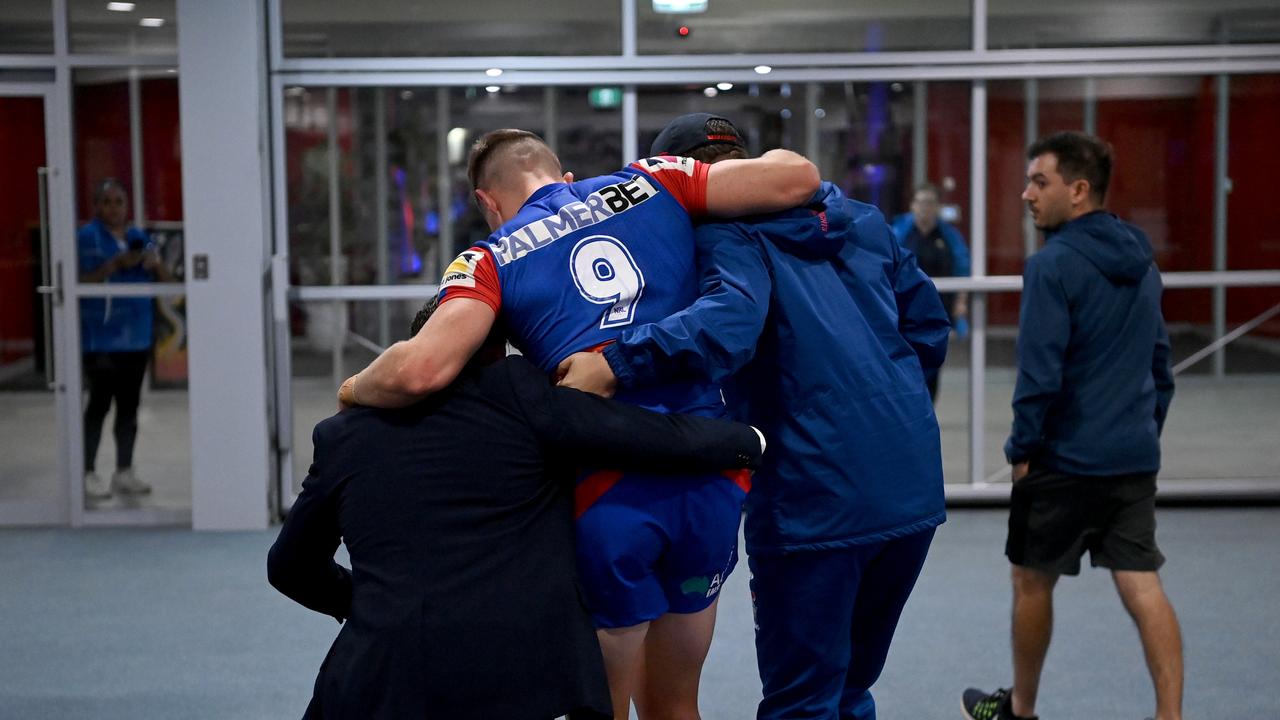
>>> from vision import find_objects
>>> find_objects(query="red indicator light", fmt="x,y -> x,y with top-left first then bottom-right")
677,25 -> 691,37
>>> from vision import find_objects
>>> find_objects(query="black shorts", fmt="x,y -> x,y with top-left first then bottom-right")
1006,468 -> 1165,576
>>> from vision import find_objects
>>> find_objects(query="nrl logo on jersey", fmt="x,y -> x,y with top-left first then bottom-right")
638,155 -> 695,177
490,174 -> 659,267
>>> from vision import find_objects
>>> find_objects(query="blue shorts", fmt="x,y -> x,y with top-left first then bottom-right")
574,470 -> 748,629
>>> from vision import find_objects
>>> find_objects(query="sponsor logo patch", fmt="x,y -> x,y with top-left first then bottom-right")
440,250 -> 482,289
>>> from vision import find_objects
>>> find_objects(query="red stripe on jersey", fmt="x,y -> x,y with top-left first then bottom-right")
575,469 -> 624,519
437,246 -> 502,315
723,468 -> 752,494
630,156 -> 710,217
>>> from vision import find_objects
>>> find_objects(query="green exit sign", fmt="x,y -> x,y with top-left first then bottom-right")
589,87 -> 623,109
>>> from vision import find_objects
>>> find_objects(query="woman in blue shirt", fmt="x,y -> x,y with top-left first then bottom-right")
78,178 -> 171,501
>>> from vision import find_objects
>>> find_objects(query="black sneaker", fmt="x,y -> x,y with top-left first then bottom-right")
960,687 -> 1039,720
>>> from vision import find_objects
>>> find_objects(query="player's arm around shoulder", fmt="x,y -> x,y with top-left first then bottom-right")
704,148 -> 820,217
339,297 -> 496,409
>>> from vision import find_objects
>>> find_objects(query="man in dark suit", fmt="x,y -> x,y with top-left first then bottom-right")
267,299 -> 763,720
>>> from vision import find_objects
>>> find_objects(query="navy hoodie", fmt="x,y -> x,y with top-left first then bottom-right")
606,183 -> 950,554
1006,210 -> 1175,476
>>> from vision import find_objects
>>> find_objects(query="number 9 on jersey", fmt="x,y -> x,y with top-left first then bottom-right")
569,235 -> 646,330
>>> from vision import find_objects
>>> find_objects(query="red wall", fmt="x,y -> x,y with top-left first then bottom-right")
928,77 -> 1280,334
0,98 -> 47,362
74,78 -> 183,222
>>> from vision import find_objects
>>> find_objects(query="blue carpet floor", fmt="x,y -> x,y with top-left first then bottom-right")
2,508 -> 1277,719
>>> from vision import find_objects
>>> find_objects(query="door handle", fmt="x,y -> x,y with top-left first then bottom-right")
35,167 -> 60,389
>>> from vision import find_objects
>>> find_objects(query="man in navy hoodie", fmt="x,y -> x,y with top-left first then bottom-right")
962,132 -> 1181,720
557,113 -> 951,720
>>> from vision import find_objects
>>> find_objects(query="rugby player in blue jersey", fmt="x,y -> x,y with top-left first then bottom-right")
559,114 -> 951,720
338,128 -> 819,719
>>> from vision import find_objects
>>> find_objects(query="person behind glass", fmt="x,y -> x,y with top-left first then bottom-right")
891,182 -> 971,402
78,178 -> 172,500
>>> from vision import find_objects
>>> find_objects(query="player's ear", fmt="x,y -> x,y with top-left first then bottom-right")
562,171 -> 575,184
474,188 -> 503,230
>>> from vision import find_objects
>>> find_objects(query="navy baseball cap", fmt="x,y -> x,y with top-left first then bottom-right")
650,113 -> 746,156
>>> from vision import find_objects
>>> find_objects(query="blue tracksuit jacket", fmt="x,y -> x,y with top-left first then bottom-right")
605,182 -> 950,555
1006,210 -> 1174,476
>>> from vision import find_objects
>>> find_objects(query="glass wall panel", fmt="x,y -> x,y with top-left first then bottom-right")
989,0 -> 1280,48
289,298 -> 429,491
68,0 -> 177,55
0,94 -> 59,520
282,0 -> 620,57
1159,287 -> 1280,481
987,287 -> 1280,482
285,84 -> 621,290
986,74 -> 1219,335
1228,74 -> 1280,272
638,0 -> 970,54
73,68 -> 189,515
0,0 -> 54,53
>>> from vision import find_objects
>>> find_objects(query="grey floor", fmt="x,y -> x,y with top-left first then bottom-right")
2,508 -> 1278,719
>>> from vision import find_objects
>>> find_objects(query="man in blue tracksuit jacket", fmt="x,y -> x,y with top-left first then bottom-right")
557,114 -> 951,720
962,132 -> 1181,720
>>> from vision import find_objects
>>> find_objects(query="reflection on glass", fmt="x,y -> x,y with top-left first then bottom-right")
68,0 -> 177,55
77,179 -> 177,507
990,287 -> 1280,482
638,0 -> 970,54
75,68 -> 183,224
1155,288 -> 1280,481
282,0 -> 619,57
1227,75 -> 1280,272
988,76 -> 1217,279
0,94 -> 59,520
0,0 -> 54,53
285,85 -> 621,289
639,81 -> 971,227
290,299 -> 430,491
989,0 -> 1280,48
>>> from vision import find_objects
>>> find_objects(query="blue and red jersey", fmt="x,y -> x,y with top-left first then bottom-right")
439,156 -> 724,419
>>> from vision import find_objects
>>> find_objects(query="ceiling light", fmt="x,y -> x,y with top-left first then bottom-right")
716,82 -> 733,91
754,65 -> 772,75
652,0 -> 708,13
703,87 -> 718,98
485,85 -> 501,93
106,2 -> 136,11
485,68 -> 503,78
139,17 -> 165,27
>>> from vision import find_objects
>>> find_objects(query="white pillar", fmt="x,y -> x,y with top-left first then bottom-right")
969,79 -> 988,487
177,0 -> 272,530
912,81 -> 928,189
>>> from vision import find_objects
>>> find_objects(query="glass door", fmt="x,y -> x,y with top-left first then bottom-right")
0,85 -> 70,525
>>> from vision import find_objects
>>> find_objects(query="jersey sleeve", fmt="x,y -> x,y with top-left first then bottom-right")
630,155 -> 710,217
437,246 -> 502,315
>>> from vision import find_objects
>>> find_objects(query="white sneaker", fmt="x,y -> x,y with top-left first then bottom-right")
111,468 -> 152,495
84,471 -> 112,500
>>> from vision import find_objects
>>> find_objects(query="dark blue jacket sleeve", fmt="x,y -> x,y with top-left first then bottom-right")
266,422 -> 353,623
1005,255 -> 1070,464
892,240 -> 951,373
605,223 -> 772,389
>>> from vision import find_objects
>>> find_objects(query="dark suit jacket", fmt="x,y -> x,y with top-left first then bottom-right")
267,356 -> 761,720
